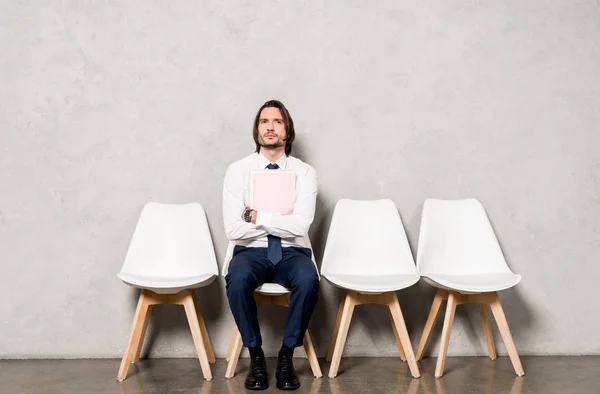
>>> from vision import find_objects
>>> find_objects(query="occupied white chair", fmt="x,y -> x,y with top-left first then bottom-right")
222,237 -> 323,379
116,202 -> 218,381
415,198 -> 525,378
321,199 -> 421,379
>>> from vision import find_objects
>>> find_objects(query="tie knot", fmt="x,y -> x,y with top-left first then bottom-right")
266,163 -> 279,170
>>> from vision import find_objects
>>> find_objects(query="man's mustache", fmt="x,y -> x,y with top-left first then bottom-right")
262,134 -> 286,141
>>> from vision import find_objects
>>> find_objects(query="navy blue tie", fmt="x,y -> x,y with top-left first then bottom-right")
266,163 -> 282,264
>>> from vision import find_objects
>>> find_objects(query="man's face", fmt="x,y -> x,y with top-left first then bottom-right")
257,107 -> 287,150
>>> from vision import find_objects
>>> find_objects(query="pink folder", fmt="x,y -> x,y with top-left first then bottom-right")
252,170 -> 296,215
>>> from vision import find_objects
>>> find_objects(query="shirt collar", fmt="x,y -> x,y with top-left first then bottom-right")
257,152 -> 288,170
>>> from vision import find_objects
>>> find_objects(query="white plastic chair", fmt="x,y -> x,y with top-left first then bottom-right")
321,199 -> 421,379
222,237 -> 323,379
415,198 -> 524,378
116,202 -> 218,381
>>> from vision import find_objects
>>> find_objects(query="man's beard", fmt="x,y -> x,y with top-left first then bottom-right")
259,138 -> 285,150
261,142 -> 284,149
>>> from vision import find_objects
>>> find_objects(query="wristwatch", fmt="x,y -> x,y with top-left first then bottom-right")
243,209 -> 254,223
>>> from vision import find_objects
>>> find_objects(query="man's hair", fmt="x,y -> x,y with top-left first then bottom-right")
252,100 -> 295,156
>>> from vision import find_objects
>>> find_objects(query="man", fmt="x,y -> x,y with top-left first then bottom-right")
222,100 -> 319,390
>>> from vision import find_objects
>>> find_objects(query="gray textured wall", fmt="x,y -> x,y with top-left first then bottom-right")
1,1 -> 599,359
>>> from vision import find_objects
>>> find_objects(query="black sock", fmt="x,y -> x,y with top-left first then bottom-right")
279,343 -> 294,358
249,346 -> 264,359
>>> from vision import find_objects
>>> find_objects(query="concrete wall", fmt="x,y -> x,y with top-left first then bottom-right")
1,0 -> 599,358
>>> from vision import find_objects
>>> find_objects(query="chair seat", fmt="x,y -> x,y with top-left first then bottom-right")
421,273 -> 522,293
117,272 -> 217,294
322,273 -> 420,294
255,283 -> 290,295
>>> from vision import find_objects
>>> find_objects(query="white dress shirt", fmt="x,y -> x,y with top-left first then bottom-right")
222,152 -> 318,249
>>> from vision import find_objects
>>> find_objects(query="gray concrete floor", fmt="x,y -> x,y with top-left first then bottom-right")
1,356 -> 598,394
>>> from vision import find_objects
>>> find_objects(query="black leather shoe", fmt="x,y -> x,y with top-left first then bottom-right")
276,354 -> 301,390
245,355 -> 268,390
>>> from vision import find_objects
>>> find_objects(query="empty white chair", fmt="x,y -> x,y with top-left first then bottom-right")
321,199 -> 421,379
222,237 -> 323,379
117,202 -> 218,381
415,198 -> 524,378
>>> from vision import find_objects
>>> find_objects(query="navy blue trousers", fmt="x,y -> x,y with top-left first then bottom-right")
225,246 -> 319,348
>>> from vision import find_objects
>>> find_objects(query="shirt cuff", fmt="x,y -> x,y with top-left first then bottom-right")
255,211 -> 280,227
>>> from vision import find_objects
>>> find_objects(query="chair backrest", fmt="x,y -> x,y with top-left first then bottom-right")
221,236 -> 319,278
416,198 -> 512,276
320,199 -> 417,276
119,202 -> 218,278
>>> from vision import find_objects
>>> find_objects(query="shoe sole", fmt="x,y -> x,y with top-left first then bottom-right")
245,384 -> 269,391
276,383 -> 301,390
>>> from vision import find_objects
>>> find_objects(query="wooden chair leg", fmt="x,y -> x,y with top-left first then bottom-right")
389,309 -> 407,361
328,291 -> 356,378
479,304 -> 497,360
117,290 -> 152,381
191,291 -> 216,364
326,295 -> 347,362
225,329 -> 243,379
226,329 -> 238,362
416,289 -> 445,360
198,314 -> 215,364
489,293 -> 525,376
435,291 -> 457,378
302,330 -> 323,378
388,292 -> 420,378
182,291 -> 213,381
133,299 -> 152,363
